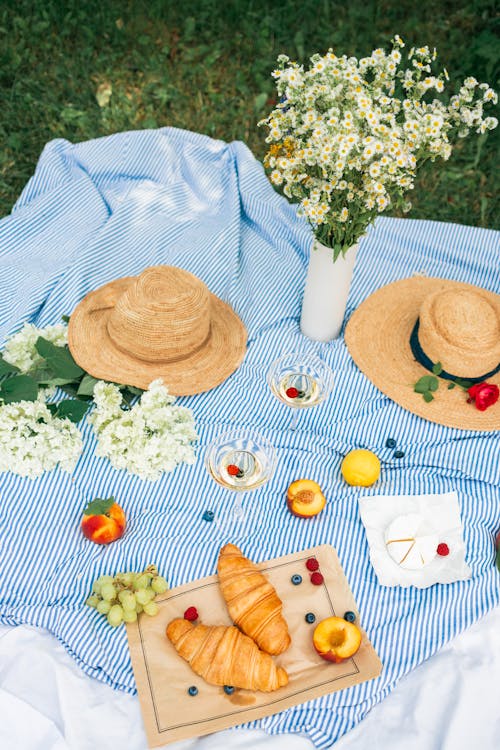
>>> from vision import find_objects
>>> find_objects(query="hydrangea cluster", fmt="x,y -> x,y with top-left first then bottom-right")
2,322 -> 68,373
0,394 -> 83,478
260,36 -> 498,257
90,379 -> 198,481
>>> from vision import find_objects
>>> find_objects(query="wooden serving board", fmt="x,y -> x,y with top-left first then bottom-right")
126,544 -> 382,747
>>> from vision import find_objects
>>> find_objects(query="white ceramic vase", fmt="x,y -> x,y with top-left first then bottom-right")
300,238 -> 358,342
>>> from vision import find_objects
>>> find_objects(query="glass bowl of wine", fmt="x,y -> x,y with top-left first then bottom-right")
267,351 -> 334,428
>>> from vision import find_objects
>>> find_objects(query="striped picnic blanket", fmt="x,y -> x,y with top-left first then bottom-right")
0,128 -> 498,748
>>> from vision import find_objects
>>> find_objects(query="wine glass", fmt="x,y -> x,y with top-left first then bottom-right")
267,351 -> 334,429
205,428 -> 277,522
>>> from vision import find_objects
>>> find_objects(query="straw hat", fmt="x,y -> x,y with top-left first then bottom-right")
345,277 -> 500,431
68,266 -> 247,395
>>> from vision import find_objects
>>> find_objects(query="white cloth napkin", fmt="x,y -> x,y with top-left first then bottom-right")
358,491 -> 471,587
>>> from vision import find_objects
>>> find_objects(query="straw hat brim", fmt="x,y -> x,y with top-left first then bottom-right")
345,277 -> 500,431
68,277 -> 247,396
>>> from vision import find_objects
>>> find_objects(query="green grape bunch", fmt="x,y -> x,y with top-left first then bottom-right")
86,564 -> 168,627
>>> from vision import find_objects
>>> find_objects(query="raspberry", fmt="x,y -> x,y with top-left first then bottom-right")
305,557 -> 319,572
310,571 -> 324,585
184,606 -> 199,621
286,387 -> 299,399
227,464 -> 241,476
437,543 -> 450,556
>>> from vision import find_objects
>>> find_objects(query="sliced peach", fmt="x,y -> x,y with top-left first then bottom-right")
287,479 -> 326,518
312,616 -> 362,663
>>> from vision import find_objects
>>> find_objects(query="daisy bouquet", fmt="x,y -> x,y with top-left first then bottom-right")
260,36 -> 497,259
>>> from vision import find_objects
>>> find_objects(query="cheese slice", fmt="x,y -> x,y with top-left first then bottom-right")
385,513 -> 438,570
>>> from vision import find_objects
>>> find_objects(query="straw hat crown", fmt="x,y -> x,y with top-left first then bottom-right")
418,288 -> 500,378
107,266 -> 211,363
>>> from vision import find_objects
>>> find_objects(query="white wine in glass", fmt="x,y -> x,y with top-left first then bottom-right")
268,352 -> 334,428
205,429 -> 276,521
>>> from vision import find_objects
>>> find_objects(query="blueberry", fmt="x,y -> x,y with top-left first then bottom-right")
291,574 -> 302,585
385,438 -> 396,449
202,510 -> 214,522
223,685 -> 234,695
188,685 -> 198,696
394,450 -> 405,459
305,612 -> 316,624
344,611 -> 356,623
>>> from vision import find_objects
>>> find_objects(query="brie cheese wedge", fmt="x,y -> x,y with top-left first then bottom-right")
385,513 -> 438,570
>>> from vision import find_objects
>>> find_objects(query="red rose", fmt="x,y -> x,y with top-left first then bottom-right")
467,382 -> 499,411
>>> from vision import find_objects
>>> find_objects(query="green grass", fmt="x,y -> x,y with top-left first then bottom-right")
0,0 -> 498,227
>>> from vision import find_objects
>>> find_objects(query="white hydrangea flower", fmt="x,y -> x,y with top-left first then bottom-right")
89,379 -> 197,481
2,322 -> 68,373
0,399 -> 83,478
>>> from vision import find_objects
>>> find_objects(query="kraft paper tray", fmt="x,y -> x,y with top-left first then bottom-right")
126,544 -> 383,747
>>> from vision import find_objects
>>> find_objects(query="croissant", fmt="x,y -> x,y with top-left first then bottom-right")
217,544 -> 291,655
166,618 -> 288,692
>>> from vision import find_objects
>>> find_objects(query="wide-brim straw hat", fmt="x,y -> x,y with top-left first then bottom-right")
68,266 -> 247,396
345,277 -> 500,431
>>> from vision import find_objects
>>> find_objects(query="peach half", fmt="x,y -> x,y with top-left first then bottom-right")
287,479 -> 326,518
312,616 -> 362,663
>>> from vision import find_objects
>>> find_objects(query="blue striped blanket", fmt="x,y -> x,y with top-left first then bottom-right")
0,128 -> 498,749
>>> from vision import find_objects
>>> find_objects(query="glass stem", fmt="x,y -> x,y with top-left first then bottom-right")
289,409 -> 299,430
233,493 -> 244,520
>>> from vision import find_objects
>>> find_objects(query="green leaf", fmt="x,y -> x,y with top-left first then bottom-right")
32,367 -> 56,384
55,399 -> 89,423
35,337 -> 84,379
428,377 -> 439,392
123,385 -> 143,396
61,315 -> 70,323
414,375 -> 438,394
447,382 -> 456,390
0,355 -> 20,376
119,384 -> 143,405
83,496 -> 115,516
0,374 -> 38,403
332,243 -> 343,262
432,361 -> 443,375
59,383 -> 83,398
423,391 -> 434,403
36,375 -> 79,387
454,378 -> 473,390
77,374 -> 99,396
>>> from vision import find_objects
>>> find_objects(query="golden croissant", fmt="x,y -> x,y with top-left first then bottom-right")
166,618 -> 288,692
217,543 -> 291,655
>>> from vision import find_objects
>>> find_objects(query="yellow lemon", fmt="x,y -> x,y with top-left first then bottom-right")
341,449 -> 380,487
